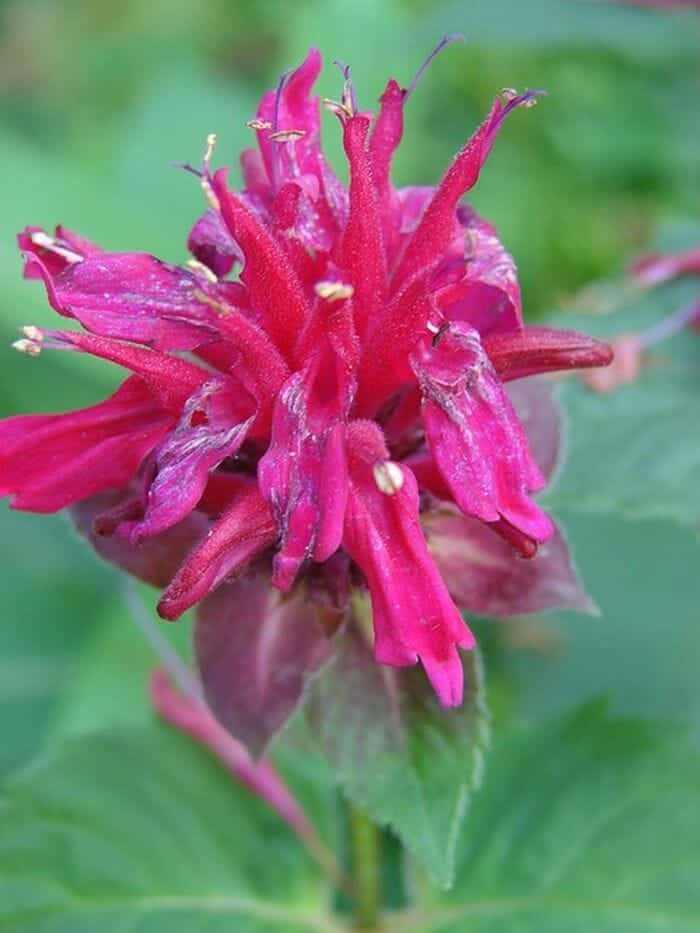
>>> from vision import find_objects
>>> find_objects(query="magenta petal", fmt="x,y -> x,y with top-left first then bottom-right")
258,364 -> 350,590
437,210 -> 523,335
412,323 -> 554,542
129,380 -> 255,542
158,484 -> 277,620
0,377 -> 170,512
342,422 -> 473,707
194,574 -> 334,756
187,209 -> 243,277
425,508 -> 596,618
20,250 -> 224,350
71,486 -> 209,587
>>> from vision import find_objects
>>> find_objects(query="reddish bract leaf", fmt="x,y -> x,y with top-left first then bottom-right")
425,509 -> 596,618
195,575 -> 335,756
71,486 -> 209,587
0,377 -> 170,512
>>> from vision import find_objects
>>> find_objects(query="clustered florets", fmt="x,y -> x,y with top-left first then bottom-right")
0,45 -> 610,732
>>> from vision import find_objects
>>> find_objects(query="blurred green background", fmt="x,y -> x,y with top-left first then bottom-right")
1,0 -> 700,783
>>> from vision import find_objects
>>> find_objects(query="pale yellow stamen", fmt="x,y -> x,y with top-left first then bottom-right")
314,281 -> 354,302
29,231 -> 83,264
269,129 -> 306,142
12,338 -> 41,357
373,461 -> 404,496
186,259 -> 218,284
246,119 -> 272,131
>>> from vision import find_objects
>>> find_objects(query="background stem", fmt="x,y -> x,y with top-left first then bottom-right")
348,803 -> 381,929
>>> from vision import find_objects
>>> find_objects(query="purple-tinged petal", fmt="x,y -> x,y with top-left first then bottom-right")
158,482 -> 277,620
0,376 -> 170,512
71,485 -> 209,587
484,326 -> 613,382
425,508 -> 596,617
187,209 -> 243,277
342,420 -> 474,707
128,379 -> 255,542
412,323 -> 554,542
194,574 -> 334,756
19,248 -> 225,350
436,210 -> 522,335
150,670 -> 316,838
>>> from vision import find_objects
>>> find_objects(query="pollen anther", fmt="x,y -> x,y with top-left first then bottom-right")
12,338 -> 41,357
314,281 -> 354,301
373,460 -> 404,496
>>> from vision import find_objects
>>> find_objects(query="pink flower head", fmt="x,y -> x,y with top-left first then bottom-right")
1,45 -> 611,732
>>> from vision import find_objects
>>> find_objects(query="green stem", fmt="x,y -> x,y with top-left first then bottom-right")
348,804 -> 382,929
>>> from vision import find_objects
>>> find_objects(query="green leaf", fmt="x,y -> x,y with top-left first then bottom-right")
308,629 -> 489,889
413,703 -> 700,931
544,278 -> 700,526
0,724 -> 331,933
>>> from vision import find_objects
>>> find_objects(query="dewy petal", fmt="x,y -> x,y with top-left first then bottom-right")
342,420 -> 474,707
19,247 -> 224,350
194,573 -> 334,756
71,486 -> 209,587
425,508 -> 596,618
0,376 -> 170,512
158,482 -> 277,620
484,326 -> 613,382
412,323 -> 554,542
436,209 -> 523,335
128,379 -> 255,543
187,209 -> 243,277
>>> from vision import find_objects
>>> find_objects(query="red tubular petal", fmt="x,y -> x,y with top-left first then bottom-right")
44,331 -> 210,414
355,268 -> 433,416
212,168 -> 309,361
342,421 -> 473,707
369,79 -> 404,251
484,326 -> 613,382
412,323 -> 554,542
158,483 -> 277,620
393,95 -> 528,288
340,115 -> 387,338
0,377 -> 170,512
